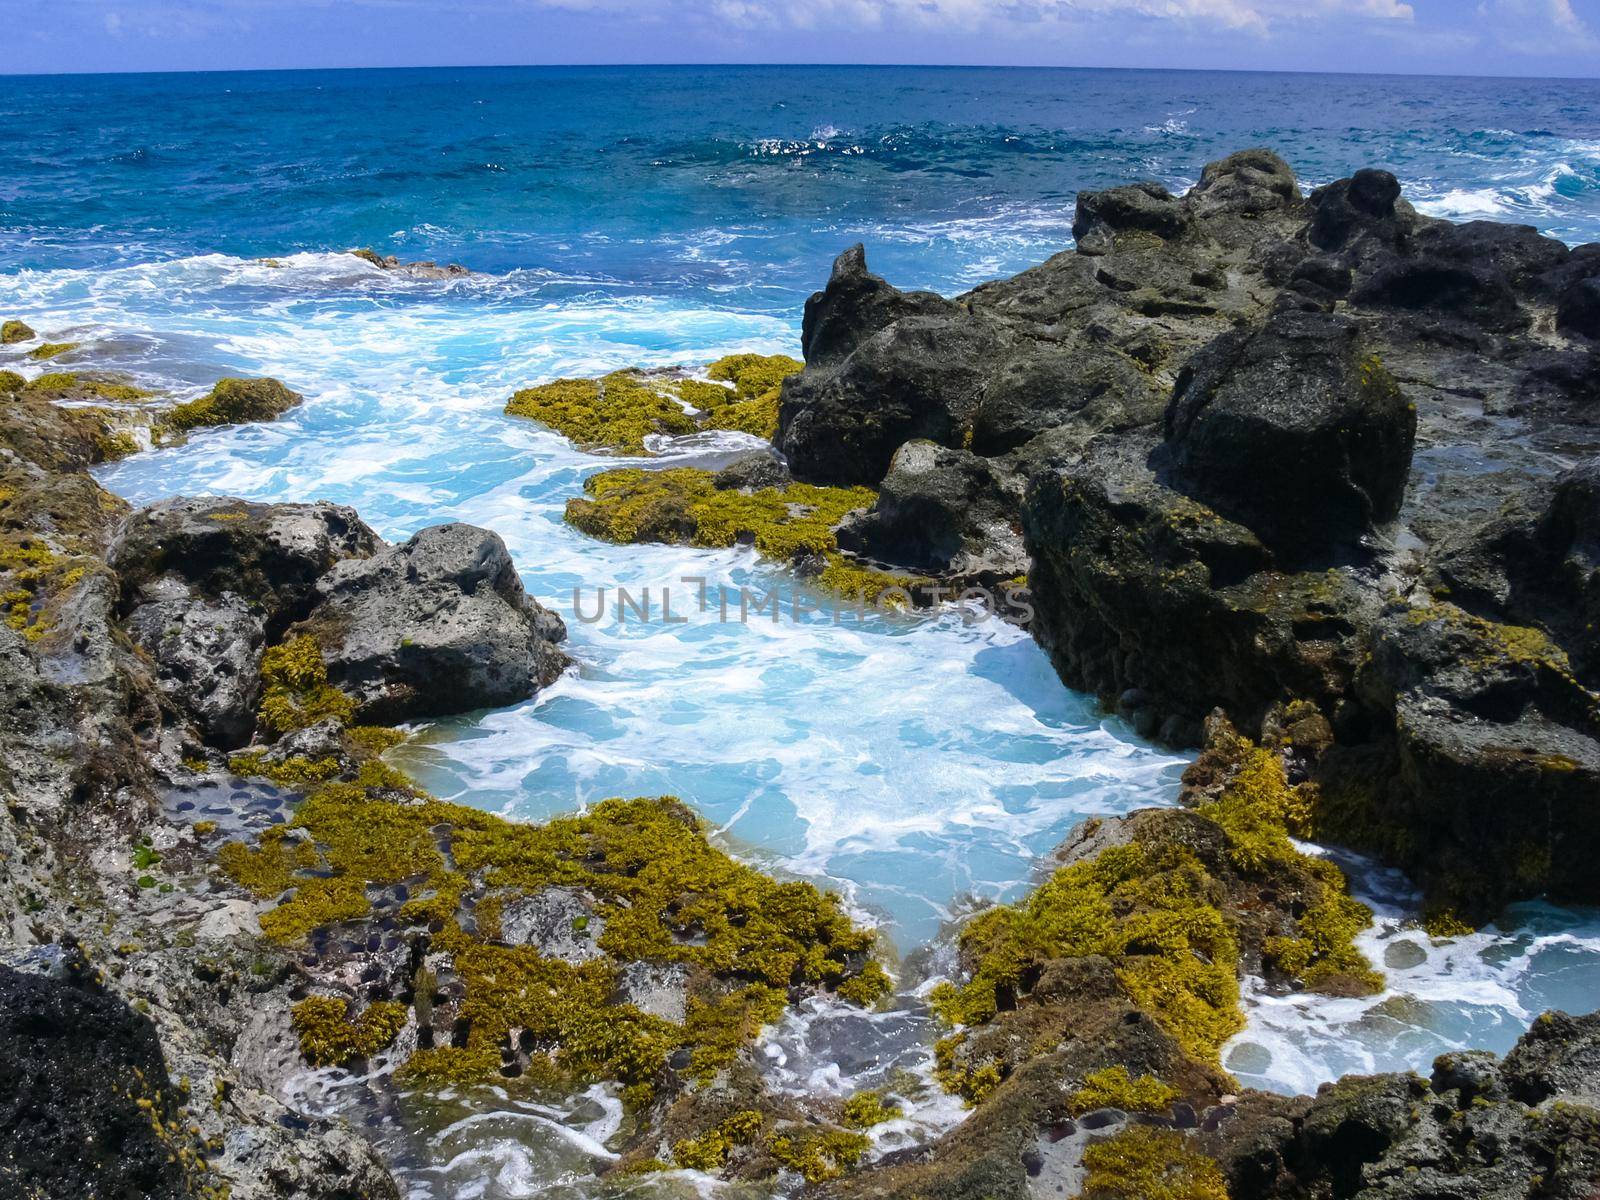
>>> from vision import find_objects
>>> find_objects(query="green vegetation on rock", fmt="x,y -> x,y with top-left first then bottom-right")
1069,1066 -> 1179,1115
219,741 -> 890,1105
27,342 -> 79,362
1196,745 -> 1382,994
672,1110 -> 764,1171
256,635 -> 357,736
768,1127 -> 871,1182
21,372 -> 152,402
162,377 -> 303,433
0,540 -> 99,645
699,353 -> 801,438
930,836 -> 1244,1068
567,466 -> 925,602
290,996 -> 409,1067
506,372 -> 699,454
1076,1127 -> 1228,1200
841,1089 -> 903,1127
505,354 -> 801,452
0,320 -> 35,345
927,731 -> 1380,1115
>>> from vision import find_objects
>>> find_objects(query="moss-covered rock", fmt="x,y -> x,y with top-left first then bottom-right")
507,371 -> 700,454
21,372 -> 152,403
929,816 -> 1247,1070
218,743 -> 890,1109
291,995 -> 409,1067
0,319 -> 35,344
833,729 -> 1377,1200
505,354 -> 802,453
26,341 -> 79,362
699,353 -> 802,439
567,466 -> 928,602
161,376 -> 303,434
255,634 -> 357,736
1078,1127 -> 1228,1200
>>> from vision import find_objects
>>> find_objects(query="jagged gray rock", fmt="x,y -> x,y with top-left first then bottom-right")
296,522 -> 568,723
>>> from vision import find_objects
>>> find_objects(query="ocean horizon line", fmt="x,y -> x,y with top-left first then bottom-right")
5,59 -> 1600,84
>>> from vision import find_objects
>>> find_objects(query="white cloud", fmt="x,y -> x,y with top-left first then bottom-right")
1475,0 -> 1599,54
522,0 -> 1414,32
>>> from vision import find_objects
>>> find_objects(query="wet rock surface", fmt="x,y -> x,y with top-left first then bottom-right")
0,363 -> 573,1196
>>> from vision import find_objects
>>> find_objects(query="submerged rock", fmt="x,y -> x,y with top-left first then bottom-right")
294,521 -> 568,724
348,247 -> 471,278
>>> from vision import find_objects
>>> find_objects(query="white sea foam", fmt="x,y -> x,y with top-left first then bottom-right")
1227,844 -> 1600,1095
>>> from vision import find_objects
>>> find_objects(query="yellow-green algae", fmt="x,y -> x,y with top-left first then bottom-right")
1076,1127 -> 1228,1200
929,837 -> 1244,1068
566,466 -> 926,602
290,996 -> 409,1067
94,429 -> 140,461
928,736 -> 1380,1105
840,1089 -> 903,1128
256,635 -> 357,736
672,1110 -> 765,1170
698,353 -> 801,439
0,539 -> 100,644
505,371 -> 701,454
504,353 -> 801,452
162,377 -> 301,433
1,320 -> 34,345
768,1127 -> 871,1182
27,341 -> 79,361
21,372 -> 152,402
218,743 -> 890,1104
1069,1067 -> 1179,1116
1194,745 -> 1382,993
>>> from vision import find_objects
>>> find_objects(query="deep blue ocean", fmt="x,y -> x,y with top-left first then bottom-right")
5,66 -> 1600,281
4,67 -> 1600,1192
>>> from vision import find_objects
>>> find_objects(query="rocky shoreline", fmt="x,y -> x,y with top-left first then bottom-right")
2,148 -> 1598,1199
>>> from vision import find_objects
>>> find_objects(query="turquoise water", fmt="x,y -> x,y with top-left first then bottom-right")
4,66 -> 1599,1146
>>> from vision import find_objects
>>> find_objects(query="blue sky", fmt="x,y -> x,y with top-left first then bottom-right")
5,0 -> 1599,77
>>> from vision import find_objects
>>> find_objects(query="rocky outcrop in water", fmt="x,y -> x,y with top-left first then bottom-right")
777,149 -> 1600,918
